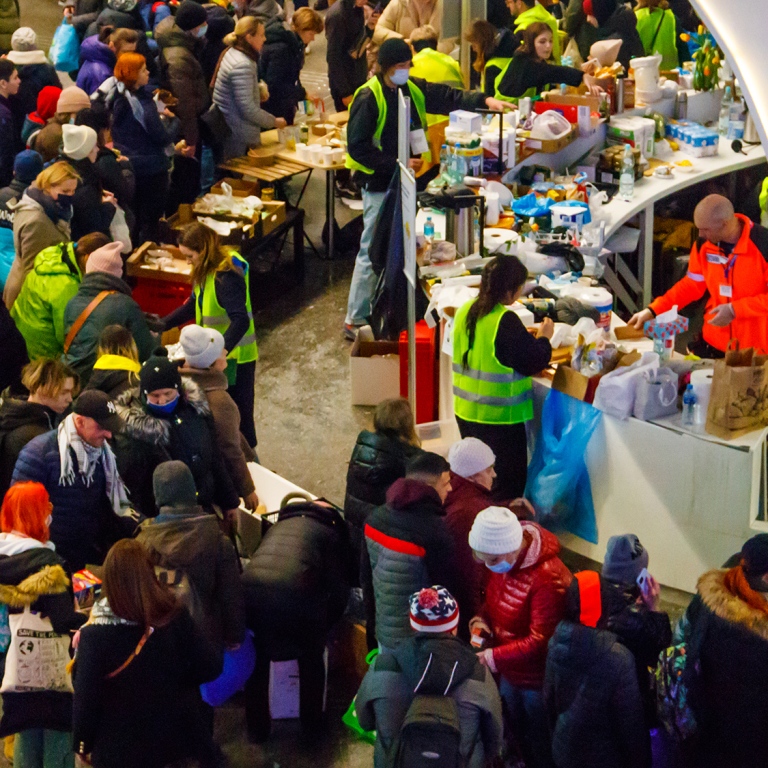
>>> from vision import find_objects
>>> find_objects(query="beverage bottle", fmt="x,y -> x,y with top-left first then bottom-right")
682,383 -> 697,426
619,144 -> 635,201
718,85 -> 732,136
439,144 -> 449,182
423,216 -> 435,241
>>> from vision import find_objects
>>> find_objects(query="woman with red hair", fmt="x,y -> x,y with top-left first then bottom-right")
0,481 -> 85,767
110,52 -> 178,243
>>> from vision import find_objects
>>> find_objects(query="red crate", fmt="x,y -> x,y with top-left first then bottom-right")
399,320 -> 439,425
132,278 -> 191,317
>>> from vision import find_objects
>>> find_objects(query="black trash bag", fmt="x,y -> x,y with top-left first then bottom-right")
322,215 -> 364,257
538,241 -> 585,273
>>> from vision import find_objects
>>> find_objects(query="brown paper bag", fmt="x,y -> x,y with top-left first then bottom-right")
706,344 -> 768,439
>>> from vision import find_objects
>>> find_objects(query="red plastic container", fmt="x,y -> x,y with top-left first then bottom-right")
533,100 -> 579,123
399,320 -> 439,425
132,278 -> 191,317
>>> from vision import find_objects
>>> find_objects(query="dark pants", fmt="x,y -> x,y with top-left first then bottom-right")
500,680 -> 555,768
229,360 -> 257,448
244,644 -> 326,740
456,418 -> 528,500
135,171 -> 169,244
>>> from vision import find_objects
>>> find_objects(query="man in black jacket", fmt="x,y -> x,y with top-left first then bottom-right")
343,38 -> 510,340
242,499 -> 353,743
0,60 -> 22,189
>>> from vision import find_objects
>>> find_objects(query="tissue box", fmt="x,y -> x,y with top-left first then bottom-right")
449,110 -> 482,134
643,316 -> 689,340
73,569 -> 102,612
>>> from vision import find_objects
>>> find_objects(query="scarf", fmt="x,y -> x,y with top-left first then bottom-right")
89,597 -> 139,626
116,81 -> 148,131
723,565 -> 768,617
58,413 -> 130,518
26,185 -> 71,224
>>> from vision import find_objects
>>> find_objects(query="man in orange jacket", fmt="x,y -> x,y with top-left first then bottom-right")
629,195 -> 768,356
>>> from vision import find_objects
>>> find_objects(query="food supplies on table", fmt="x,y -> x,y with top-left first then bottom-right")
644,306 -> 689,362
597,144 -> 643,184
449,110 -> 482,134
665,120 -> 719,157
633,367 -> 680,421
608,116 -> 656,158
593,351 -> 661,419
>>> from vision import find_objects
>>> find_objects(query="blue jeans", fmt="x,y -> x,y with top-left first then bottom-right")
499,679 -> 555,768
14,729 -> 73,768
345,189 -> 386,326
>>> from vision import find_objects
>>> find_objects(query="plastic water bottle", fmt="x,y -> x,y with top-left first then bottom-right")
619,144 -> 635,201
439,144 -> 449,182
682,383 -> 697,426
423,216 -> 435,241
718,85 -> 732,136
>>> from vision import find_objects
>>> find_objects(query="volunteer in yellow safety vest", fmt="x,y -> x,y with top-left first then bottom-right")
452,255 -> 553,500
343,38 -> 510,340
161,221 -> 260,448
495,23 -> 603,103
464,19 -> 519,96
507,0 -> 562,63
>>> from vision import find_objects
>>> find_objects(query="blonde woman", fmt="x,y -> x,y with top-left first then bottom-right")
86,324 -> 142,400
211,15 -> 287,159
162,221 -> 259,448
260,8 -> 324,123
3,161 -> 79,309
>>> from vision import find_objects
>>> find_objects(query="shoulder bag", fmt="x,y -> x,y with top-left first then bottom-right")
63,291 -> 117,355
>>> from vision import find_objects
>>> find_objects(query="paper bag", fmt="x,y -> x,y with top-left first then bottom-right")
706,344 -> 768,439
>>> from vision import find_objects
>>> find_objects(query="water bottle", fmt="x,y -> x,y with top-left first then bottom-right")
718,85 -> 732,136
439,144 -> 449,182
619,144 -> 635,201
423,216 -> 435,241
682,383 -> 697,426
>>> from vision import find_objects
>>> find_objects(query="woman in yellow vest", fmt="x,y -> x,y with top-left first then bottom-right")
452,255 -> 553,499
634,0 -> 679,71
494,23 -> 601,103
465,19 -> 519,96
162,221 -> 259,448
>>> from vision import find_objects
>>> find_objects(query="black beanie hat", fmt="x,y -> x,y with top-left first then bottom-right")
378,38 -> 413,72
153,461 -> 197,509
741,534 -> 768,577
175,0 -> 208,32
139,348 -> 182,396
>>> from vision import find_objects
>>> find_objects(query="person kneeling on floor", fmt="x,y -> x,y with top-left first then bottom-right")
355,585 -> 503,768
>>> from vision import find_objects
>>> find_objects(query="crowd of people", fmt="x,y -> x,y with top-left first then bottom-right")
0,0 -> 761,766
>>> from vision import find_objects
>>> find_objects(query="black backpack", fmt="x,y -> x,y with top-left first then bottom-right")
394,693 -> 463,768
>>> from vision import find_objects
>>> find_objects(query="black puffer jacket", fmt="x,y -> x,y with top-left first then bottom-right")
0,395 -> 57,502
344,429 -> 422,569
242,502 -> 352,660
112,380 -> 240,517
544,621 -> 650,768
259,18 -> 305,123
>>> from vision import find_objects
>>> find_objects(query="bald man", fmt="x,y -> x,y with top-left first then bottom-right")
629,195 -> 768,357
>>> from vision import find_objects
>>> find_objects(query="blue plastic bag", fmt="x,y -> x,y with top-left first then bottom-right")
511,193 -> 554,218
200,630 -> 256,706
48,20 -> 80,74
525,388 -> 602,543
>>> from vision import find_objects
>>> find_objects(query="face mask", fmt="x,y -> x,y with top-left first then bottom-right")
56,193 -> 74,206
146,393 -> 180,416
486,559 -> 513,574
390,68 -> 410,86
195,24 -> 208,38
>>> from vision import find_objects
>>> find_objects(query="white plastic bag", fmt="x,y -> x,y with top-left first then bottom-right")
1,606 -> 73,693
109,204 -> 132,254
592,351 -> 660,420
633,367 -> 679,421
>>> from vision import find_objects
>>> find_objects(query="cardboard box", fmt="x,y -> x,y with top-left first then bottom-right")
170,204 -> 255,246
553,350 -> 642,403
449,109 -> 482,134
542,91 -> 601,111
259,201 -> 286,237
269,648 -> 328,719
211,177 -> 259,197
523,125 -> 578,154
127,242 -> 192,283
350,336 -> 400,406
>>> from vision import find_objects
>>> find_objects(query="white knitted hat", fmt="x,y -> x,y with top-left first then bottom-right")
11,27 -> 36,52
180,324 -> 225,370
62,124 -> 97,161
448,437 -> 495,479
468,507 -> 523,555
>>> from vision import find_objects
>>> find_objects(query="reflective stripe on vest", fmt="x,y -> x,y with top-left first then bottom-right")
194,253 -> 258,364
493,58 -> 543,104
345,76 -> 430,175
452,300 -> 533,425
760,178 -> 768,227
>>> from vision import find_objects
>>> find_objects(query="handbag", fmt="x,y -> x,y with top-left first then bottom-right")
109,204 -> 132,254
633,367 -> 679,421
63,291 -> 117,354
1,606 -> 73,693
199,103 -> 232,145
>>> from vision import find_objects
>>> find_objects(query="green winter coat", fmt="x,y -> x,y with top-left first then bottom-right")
0,0 -> 19,52
10,242 -> 81,361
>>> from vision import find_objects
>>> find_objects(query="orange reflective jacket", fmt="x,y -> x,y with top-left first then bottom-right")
650,215 -> 768,353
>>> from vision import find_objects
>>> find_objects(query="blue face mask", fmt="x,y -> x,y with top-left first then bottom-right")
195,24 -> 208,38
390,68 -> 410,86
486,559 -> 513,574
146,393 -> 179,416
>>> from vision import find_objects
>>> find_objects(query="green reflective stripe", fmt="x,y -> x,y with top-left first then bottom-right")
760,178 -> 768,220
452,362 -> 526,384
345,76 -> 430,174
452,385 -> 532,407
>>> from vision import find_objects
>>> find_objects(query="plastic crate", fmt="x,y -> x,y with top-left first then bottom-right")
132,278 -> 191,316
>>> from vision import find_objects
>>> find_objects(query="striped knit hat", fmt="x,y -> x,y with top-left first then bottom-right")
409,586 -> 459,634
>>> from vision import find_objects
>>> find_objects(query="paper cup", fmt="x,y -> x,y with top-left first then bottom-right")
296,143 -> 310,161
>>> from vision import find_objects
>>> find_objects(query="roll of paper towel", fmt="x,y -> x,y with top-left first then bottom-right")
483,191 -> 500,226
690,368 -> 713,423
484,229 -> 518,253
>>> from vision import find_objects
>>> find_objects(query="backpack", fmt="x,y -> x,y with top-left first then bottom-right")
655,643 -> 699,742
394,694 -> 463,768
154,566 -> 205,629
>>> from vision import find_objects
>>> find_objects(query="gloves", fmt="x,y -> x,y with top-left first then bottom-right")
707,303 -> 735,327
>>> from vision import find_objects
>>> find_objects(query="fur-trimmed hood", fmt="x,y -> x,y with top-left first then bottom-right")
0,564 -> 70,607
698,568 -> 768,643
115,378 -> 211,446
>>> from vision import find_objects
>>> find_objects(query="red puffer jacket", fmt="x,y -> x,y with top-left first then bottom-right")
481,522 -> 572,689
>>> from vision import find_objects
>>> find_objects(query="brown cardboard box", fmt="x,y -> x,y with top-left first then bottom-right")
210,178 -> 259,197
126,242 -> 191,283
259,201 -> 286,237
350,336 -> 400,405
542,91 -> 602,111
522,125 -> 578,155
552,350 -> 642,403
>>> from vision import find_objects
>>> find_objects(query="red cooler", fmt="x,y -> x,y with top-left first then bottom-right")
399,321 -> 439,425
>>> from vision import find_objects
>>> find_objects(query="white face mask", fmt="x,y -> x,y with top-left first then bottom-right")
390,68 -> 410,85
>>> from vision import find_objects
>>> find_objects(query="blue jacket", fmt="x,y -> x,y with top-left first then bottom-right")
76,35 -> 115,96
12,430 -> 129,571
111,87 -> 174,177
0,178 -> 25,290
